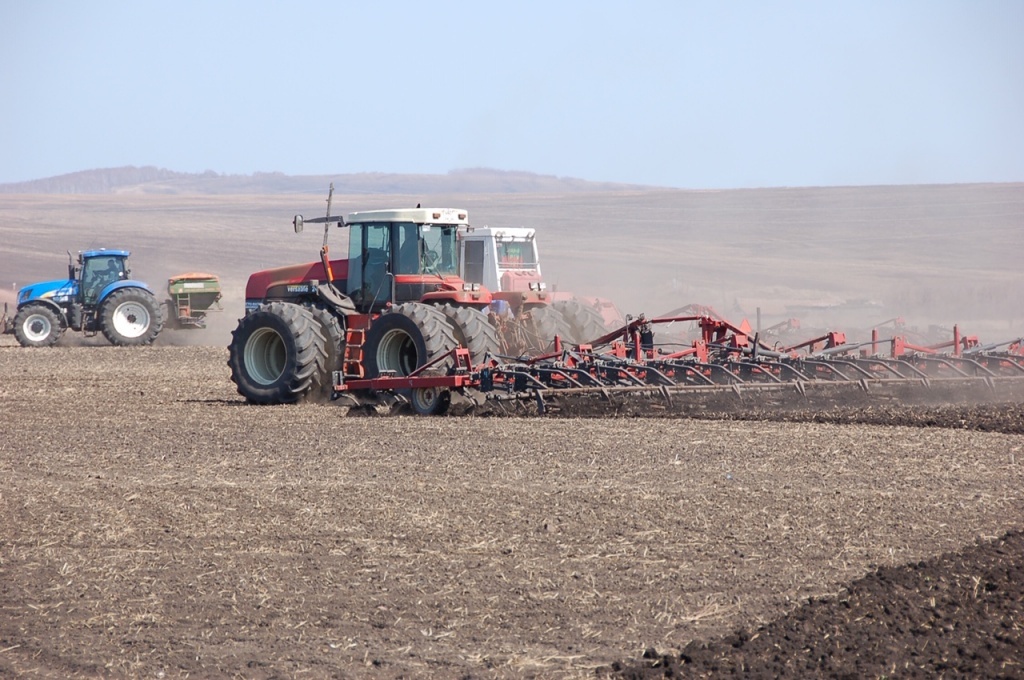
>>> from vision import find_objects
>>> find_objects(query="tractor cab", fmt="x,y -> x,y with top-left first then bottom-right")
78,250 -> 129,305
344,208 -> 465,309
285,207 -> 490,313
459,226 -> 543,293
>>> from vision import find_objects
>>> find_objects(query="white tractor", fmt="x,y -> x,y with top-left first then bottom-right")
459,225 -> 622,343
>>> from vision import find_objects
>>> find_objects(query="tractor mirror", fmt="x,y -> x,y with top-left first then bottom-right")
293,215 -> 304,233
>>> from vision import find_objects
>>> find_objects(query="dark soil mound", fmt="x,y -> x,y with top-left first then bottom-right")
607,530 -> 1024,679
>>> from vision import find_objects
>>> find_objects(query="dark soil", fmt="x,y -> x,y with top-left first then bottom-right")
607,530 -> 1024,678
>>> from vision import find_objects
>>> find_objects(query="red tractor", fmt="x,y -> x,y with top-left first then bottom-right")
228,201 -> 574,408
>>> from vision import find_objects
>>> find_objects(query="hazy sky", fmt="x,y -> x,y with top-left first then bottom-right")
2,1 -> 1022,188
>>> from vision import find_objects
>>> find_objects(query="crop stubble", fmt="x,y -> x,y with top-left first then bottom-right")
1,341 -> 1023,678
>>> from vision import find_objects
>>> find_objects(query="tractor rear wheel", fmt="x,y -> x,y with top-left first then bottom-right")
525,305 -> 574,354
99,288 -> 163,346
228,301 -> 329,404
13,304 -> 63,347
363,302 -> 457,379
439,304 -> 501,367
554,298 -> 609,345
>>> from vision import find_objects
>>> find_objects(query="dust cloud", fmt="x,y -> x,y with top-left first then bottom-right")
1,184 -> 1021,352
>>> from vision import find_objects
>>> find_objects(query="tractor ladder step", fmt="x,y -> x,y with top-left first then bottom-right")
343,326 -> 366,379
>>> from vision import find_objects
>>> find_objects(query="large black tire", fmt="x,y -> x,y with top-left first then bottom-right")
305,304 -> 346,401
553,298 -> 610,345
227,302 -> 329,404
525,305 -> 574,354
13,304 -> 64,347
439,304 -> 501,367
363,302 -> 457,379
99,288 -> 163,346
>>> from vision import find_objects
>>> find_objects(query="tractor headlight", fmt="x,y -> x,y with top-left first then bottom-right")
462,283 -> 481,292
528,282 -> 547,291
18,288 -> 32,303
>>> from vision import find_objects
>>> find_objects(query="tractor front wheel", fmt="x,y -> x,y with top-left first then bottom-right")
228,302 -> 329,404
100,288 -> 163,346
305,305 -> 345,401
13,305 -> 64,347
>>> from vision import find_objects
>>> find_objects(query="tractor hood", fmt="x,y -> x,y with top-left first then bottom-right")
245,259 -> 350,300
17,278 -> 77,306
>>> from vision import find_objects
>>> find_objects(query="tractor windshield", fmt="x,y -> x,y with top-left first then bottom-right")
420,224 -> 458,276
81,255 -> 126,305
496,240 -> 537,269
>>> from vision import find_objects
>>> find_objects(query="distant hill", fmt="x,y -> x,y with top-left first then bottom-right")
0,166 -> 650,195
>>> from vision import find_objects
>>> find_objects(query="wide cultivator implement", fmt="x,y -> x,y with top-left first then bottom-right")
331,312 -> 1024,415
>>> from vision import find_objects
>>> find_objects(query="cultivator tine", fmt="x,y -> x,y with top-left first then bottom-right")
534,390 -> 547,414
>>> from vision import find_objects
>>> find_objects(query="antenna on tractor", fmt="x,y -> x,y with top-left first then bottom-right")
323,183 -> 334,249
321,183 -> 336,283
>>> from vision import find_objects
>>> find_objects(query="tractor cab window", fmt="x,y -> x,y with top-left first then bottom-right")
394,222 -> 420,275
420,224 -> 458,276
81,256 -> 126,305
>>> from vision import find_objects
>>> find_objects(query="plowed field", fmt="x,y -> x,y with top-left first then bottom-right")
2,340 -> 1023,678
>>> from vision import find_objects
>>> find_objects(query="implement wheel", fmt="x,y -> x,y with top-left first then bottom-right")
228,302 -> 328,404
410,386 -> 451,416
13,304 -> 63,347
100,288 -> 163,346
363,302 -> 457,379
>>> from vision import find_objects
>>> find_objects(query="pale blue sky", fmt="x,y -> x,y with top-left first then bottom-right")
1,1 -> 1022,188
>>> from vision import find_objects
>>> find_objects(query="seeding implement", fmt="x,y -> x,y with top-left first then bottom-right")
228,193 -> 1024,414
165,273 -> 222,329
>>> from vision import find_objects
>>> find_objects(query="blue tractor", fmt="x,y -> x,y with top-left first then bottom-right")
4,249 -> 163,347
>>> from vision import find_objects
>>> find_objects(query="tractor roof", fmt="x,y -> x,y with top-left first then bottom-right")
346,208 -> 469,226
82,248 -> 130,259
464,226 -> 536,240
